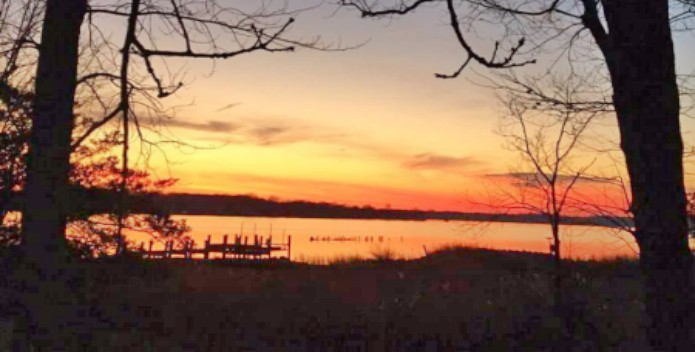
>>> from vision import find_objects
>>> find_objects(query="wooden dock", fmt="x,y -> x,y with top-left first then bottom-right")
138,234 -> 292,261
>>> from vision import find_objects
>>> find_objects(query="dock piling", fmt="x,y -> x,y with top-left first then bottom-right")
243,236 -> 248,260
140,233 -> 288,262
267,236 -> 272,259
222,234 -> 228,259
204,235 -> 211,259
287,235 -> 292,261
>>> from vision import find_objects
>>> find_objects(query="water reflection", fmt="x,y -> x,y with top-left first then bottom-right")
124,216 -> 646,262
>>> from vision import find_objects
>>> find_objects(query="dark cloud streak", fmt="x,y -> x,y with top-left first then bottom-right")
215,103 -> 241,112
166,119 -> 240,133
405,153 -> 482,170
164,117 -> 488,174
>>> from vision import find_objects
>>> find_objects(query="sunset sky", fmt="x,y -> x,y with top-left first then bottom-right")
110,1 -> 695,212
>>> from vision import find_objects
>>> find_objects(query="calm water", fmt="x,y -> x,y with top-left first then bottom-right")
130,216 -> 645,261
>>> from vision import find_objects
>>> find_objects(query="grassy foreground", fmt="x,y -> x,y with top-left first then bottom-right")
1,246 -> 657,351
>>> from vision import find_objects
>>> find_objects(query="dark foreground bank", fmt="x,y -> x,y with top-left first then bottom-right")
2,246 -> 683,351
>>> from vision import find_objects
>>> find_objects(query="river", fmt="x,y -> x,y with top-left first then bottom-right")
127,216 -> 644,261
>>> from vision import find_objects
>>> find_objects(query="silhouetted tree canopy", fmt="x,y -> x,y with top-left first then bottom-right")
339,0 -> 694,349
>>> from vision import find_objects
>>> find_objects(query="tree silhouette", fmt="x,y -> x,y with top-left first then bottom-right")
82,0 -> 312,253
688,192 -> 695,238
490,71 -> 639,247
18,1 -> 89,348
17,0 -> 318,348
480,77 -> 608,347
66,132 -> 191,258
0,106 -> 190,257
340,0 -> 694,349
24,0 -> 314,262
495,76 -> 599,261
493,77 -> 598,314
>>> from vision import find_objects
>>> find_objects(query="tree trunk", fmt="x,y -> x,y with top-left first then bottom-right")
549,217 -> 564,315
600,0 -> 694,350
551,216 -> 561,264
20,0 -> 87,349
23,0 -> 86,271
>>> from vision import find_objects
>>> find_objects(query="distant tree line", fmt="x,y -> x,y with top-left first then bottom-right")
11,191 -> 628,226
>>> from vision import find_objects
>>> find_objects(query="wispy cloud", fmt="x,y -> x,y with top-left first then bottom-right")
167,116 -> 337,146
405,153 -> 482,171
164,115 -> 401,159
249,125 -> 301,146
164,116 -> 487,175
234,120 -> 350,148
165,119 -> 240,133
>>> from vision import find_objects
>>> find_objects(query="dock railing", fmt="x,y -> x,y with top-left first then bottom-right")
139,234 -> 292,261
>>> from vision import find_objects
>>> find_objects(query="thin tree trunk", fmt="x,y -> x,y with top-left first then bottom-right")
20,0 -> 87,349
600,0 -> 694,349
550,218 -> 563,311
547,216 -> 570,352
115,0 -> 141,255
551,218 -> 561,265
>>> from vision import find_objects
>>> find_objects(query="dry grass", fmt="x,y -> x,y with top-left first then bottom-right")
3,245 -> 658,351
369,246 -> 399,262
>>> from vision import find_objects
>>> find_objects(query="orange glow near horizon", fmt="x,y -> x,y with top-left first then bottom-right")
115,3 -> 695,214
155,165 -> 630,215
